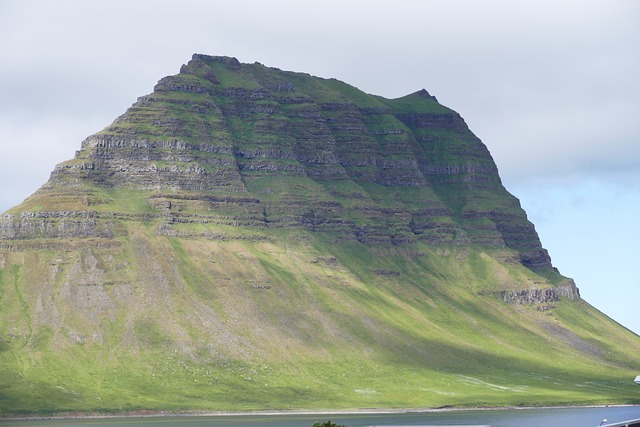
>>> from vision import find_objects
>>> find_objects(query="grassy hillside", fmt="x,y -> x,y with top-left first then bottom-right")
1,54 -> 639,416
1,218 -> 639,415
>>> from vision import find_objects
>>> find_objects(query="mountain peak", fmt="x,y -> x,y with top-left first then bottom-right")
191,53 -> 241,66
8,54 -> 548,267
410,88 -> 439,103
1,54 -> 636,415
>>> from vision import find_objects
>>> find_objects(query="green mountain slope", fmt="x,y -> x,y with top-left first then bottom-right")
1,54 -> 639,416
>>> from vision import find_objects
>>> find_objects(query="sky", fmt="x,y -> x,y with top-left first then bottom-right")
1,0 -> 639,334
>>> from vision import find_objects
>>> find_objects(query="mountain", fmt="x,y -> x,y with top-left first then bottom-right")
1,54 -> 639,416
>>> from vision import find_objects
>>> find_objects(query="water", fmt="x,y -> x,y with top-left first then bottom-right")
1,407 -> 639,427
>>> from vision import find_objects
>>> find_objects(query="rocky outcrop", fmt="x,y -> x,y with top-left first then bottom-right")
0,211 -> 115,240
501,280 -> 581,304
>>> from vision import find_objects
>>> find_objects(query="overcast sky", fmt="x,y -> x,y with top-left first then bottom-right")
1,0 -> 639,335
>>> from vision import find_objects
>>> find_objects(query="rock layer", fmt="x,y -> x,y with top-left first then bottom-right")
1,54 -> 551,269
501,280 -> 581,304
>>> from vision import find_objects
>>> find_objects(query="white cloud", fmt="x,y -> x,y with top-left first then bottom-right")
2,0 -> 638,206
0,113 -> 106,209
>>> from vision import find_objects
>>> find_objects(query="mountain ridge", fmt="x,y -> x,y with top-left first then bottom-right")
0,53 -> 638,415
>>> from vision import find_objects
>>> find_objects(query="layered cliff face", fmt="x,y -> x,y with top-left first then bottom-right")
1,55 -> 638,415
4,54 -> 550,267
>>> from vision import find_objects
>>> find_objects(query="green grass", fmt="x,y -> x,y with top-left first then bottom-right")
3,233 -> 636,411
317,78 -> 390,109
206,61 -> 263,89
1,233 -> 640,415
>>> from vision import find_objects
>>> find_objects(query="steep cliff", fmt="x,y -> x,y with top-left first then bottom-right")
4,54 -> 550,265
0,54 -> 638,415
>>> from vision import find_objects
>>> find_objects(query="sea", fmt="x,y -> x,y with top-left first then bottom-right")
1,406 -> 639,427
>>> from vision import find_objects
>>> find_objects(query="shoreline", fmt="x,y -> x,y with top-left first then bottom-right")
2,404 -> 637,421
